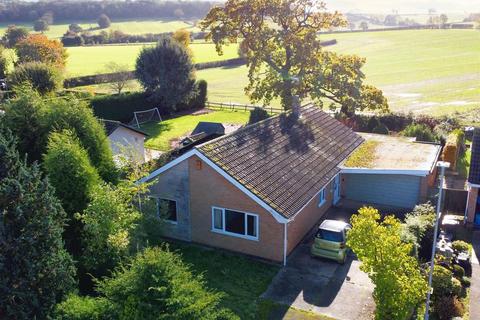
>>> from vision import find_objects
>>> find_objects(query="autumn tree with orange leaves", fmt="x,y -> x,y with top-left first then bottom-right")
15,34 -> 68,69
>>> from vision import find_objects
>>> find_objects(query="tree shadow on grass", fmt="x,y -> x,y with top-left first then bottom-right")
141,121 -> 172,140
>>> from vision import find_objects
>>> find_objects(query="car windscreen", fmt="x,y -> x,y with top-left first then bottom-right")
317,229 -> 344,242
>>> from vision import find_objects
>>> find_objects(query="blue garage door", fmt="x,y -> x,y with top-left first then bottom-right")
344,174 -> 421,209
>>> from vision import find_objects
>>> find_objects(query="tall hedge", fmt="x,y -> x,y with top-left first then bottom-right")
0,130 -> 76,319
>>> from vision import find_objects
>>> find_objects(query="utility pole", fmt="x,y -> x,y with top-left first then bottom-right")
424,161 -> 450,320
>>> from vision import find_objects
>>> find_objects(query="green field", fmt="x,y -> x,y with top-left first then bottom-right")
77,29 -> 480,116
0,19 -> 198,39
141,109 -> 249,151
196,29 -> 480,115
66,41 -> 239,76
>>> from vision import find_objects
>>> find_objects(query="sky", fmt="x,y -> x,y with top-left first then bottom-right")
310,0 -> 480,14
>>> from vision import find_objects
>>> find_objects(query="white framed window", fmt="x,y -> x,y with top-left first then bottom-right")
156,198 -> 178,224
211,206 -> 259,240
318,188 -> 326,207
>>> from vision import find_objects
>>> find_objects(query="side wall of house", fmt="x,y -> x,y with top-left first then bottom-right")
188,155 -> 285,262
466,187 -> 478,224
148,160 -> 191,241
287,179 -> 334,255
109,127 -> 145,163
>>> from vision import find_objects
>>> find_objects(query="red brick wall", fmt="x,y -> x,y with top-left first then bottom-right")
287,180 -> 333,255
188,155 -> 285,262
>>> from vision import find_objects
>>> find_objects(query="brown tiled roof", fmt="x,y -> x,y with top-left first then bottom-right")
197,105 -> 364,218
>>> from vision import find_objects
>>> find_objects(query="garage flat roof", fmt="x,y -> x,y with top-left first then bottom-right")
341,133 -> 441,174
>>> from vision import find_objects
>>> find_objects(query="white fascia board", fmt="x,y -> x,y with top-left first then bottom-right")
339,167 -> 429,176
137,149 -> 288,223
467,182 -> 480,188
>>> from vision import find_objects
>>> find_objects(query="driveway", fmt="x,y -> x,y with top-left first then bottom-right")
262,209 -> 374,320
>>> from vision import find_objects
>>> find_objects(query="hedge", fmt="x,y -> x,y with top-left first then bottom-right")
65,58 -> 245,88
442,129 -> 465,170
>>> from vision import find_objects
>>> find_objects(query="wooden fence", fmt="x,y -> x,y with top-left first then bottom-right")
206,101 -> 284,114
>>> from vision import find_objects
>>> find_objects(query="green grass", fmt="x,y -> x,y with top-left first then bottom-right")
0,19 -> 198,39
168,242 -> 279,319
199,29 -> 480,116
66,41 -> 239,76
141,109 -> 249,151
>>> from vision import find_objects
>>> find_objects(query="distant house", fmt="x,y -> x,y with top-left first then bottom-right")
102,119 -> 148,164
180,122 -> 225,149
465,128 -> 480,226
140,105 -> 440,264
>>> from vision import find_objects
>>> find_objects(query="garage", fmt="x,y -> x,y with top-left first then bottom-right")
340,133 -> 442,210
343,173 -> 421,209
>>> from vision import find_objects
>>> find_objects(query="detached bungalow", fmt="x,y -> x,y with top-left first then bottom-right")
141,106 -> 363,265
140,105 -> 441,264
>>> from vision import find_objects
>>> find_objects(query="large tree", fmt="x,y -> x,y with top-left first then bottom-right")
2,25 -> 29,48
8,61 -> 62,95
0,130 -> 76,319
135,36 -> 195,113
201,0 -> 388,115
347,207 -> 428,320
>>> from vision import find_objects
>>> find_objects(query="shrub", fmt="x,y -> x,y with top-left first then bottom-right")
461,276 -> 471,287
43,130 -> 101,255
452,277 -> 462,297
2,25 -> 29,48
61,34 -> 84,47
432,265 -> 454,299
55,295 -> 116,320
249,107 -> 270,125
413,114 -> 440,130
402,123 -> 437,142
453,264 -> 465,279
452,240 -> 471,253
135,36 -> 195,113
8,62 -> 62,94
69,23 -> 83,33
92,247 -> 235,319
433,296 -> 465,320
401,203 -> 435,259
172,29 -> 191,47
90,92 -> 153,122
0,45 -> 9,78
98,14 -> 111,29
372,123 -> 389,134
367,116 -> 380,132
34,19 -> 49,32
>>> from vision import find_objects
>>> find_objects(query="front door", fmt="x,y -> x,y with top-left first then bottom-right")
333,174 -> 341,205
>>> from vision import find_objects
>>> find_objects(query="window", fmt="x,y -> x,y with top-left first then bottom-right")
211,207 -> 258,240
318,188 -> 326,207
157,198 -> 178,223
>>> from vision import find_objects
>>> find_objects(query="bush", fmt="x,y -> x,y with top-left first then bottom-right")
135,36 -> 195,114
81,247 -> 235,319
0,45 -> 9,78
98,14 -> 111,29
15,34 -> 68,68
3,25 -> 29,48
413,114 -> 440,130
452,277 -> 462,297
402,123 -> 437,142
34,19 -> 49,32
453,264 -> 465,279
461,276 -> 471,287
367,116 -> 380,132
401,203 -> 435,259
372,123 -> 389,134
249,107 -> 270,125
55,295 -> 116,320
43,130 -> 101,255
69,23 -> 83,33
433,296 -> 465,320
452,240 -> 471,253
432,265 -> 454,299
8,62 -> 62,94
172,29 -> 191,47
90,92 -> 153,122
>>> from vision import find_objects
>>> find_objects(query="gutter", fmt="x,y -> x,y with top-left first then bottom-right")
339,168 -> 430,176
283,222 -> 288,266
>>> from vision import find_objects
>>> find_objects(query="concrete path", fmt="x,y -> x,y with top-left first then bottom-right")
470,230 -> 480,320
262,244 -> 374,320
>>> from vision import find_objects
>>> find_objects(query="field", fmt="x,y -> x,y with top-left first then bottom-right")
141,109 -> 249,151
66,41 -> 239,76
0,19 -> 198,39
196,29 -> 480,115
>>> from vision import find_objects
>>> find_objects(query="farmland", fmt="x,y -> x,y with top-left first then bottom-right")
66,41 -> 239,76
75,29 -> 479,115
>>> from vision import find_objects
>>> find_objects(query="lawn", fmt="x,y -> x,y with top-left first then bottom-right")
65,41 -> 239,76
168,242 -> 279,319
141,109 -> 249,151
0,19 -> 197,39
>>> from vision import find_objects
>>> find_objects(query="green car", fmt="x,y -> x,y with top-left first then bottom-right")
311,219 -> 351,264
